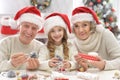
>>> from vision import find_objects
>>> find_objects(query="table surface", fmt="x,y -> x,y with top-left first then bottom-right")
0,69 -> 119,80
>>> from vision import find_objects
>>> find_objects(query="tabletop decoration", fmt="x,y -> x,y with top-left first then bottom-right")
7,70 -> 16,78
30,52 -> 38,58
113,71 -> 120,80
51,71 -> 69,80
77,67 -> 85,72
20,73 -> 29,80
78,52 -> 100,61
55,55 -> 66,72
77,72 -> 99,80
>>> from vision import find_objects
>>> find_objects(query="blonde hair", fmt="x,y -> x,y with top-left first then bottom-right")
72,21 -> 97,34
90,21 -> 96,33
47,28 -> 69,60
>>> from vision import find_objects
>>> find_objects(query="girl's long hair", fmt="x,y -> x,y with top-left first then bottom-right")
47,28 -> 69,60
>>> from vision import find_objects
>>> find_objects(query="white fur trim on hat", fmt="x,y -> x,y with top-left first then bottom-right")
71,13 -> 94,24
96,24 -> 105,32
9,19 -> 17,29
17,13 -> 44,30
44,16 -> 67,35
0,16 -> 11,26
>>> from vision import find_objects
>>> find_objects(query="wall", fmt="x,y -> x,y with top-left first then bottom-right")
0,0 -> 76,39
0,0 -> 30,15
0,0 -> 120,39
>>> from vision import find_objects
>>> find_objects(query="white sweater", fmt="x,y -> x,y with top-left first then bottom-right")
0,35 -> 43,72
72,29 -> 120,70
38,42 -> 78,71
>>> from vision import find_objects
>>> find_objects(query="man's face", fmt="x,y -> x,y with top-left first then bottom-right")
19,22 -> 39,44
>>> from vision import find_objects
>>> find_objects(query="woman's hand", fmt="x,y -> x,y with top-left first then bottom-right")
74,55 -> 89,71
89,56 -> 106,70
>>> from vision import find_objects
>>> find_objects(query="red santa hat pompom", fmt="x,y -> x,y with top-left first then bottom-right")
0,16 -> 18,34
11,6 -> 44,31
44,12 -> 71,35
71,6 -> 104,32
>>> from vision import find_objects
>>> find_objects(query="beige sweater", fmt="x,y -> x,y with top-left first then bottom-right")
72,29 -> 120,70
0,35 -> 43,72
38,42 -> 78,72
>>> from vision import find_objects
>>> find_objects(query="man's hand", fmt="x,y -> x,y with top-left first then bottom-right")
11,53 -> 28,67
26,58 -> 39,70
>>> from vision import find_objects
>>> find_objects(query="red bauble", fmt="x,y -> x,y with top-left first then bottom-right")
109,17 -> 114,22
97,0 -> 101,3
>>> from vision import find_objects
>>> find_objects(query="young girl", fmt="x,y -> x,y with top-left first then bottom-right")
38,13 -> 78,72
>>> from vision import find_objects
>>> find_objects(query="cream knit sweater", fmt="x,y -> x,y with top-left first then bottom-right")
0,35 -> 43,72
72,29 -> 120,70
38,42 -> 78,72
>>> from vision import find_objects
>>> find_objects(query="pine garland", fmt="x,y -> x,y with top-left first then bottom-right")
31,0 -> 51,10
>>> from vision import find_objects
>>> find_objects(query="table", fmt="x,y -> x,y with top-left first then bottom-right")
0,69 -> 119,80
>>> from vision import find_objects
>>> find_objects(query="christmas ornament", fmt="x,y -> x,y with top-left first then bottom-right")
78,53 -> 100,61
83,0 -> 119,37
31,0 -> 51,11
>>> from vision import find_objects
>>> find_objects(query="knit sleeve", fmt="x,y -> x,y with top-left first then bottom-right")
102,29 -> 120,70
0,37 -> 16,72
68,43 -> 78,70
38,45 -> 52,71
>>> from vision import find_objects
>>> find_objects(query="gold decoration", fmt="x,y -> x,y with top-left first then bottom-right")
31,0 -> 51,10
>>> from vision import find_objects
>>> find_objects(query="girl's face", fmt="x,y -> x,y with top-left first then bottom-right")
49,26 -> 64,45
73,21 -> 91,40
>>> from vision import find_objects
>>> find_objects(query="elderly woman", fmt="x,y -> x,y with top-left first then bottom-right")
71,6 -> 120,71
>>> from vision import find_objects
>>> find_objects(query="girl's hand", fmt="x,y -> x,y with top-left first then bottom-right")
48,57 -> 59,68
62,60 -> 71,69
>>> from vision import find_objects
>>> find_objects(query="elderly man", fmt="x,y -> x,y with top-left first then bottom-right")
0,6 -> 44,72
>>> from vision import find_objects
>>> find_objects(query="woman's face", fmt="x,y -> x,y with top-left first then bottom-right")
73,21 -> 91,40
19,22 -> 39,44
49,26 -> 64,45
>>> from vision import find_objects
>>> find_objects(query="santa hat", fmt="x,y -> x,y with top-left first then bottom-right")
10,6 -> 44,31
71,6 -> 100,24
0,16 -> 18,34
71,6 -> 104,32
44,12 -> 71,35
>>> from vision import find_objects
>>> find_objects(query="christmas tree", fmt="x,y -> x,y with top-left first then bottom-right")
83,0 -> 120,37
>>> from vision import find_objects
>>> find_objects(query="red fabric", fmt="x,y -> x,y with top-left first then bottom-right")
78,53 -> 100,61
14,6 -> 44,33
72,6 -> 100,24
97,0 -> 101,3
38,28 -> 44,33
45,12 -> 72,33
14,6 -> 41,20
1,26 -> 18,35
